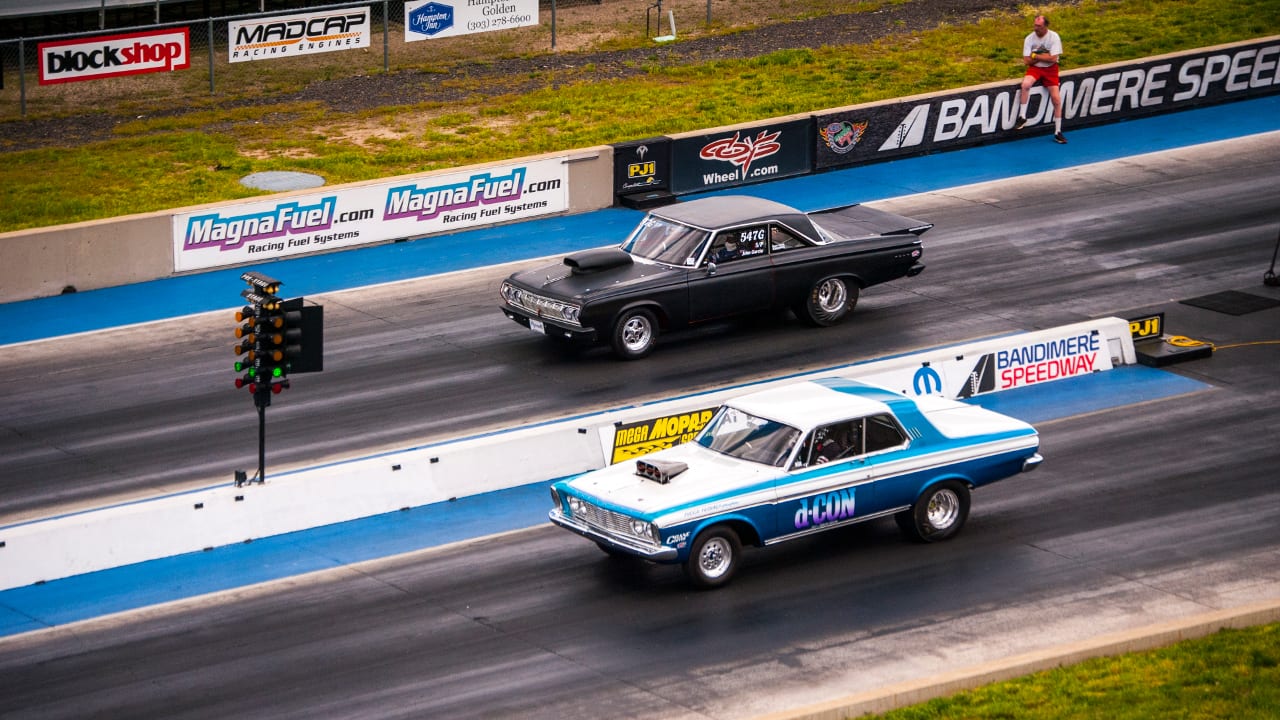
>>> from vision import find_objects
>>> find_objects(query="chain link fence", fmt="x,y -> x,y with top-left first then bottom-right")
0,0 -> 635,119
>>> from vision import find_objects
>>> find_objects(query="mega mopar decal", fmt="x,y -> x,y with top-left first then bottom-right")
173,157 -> 568,271
229,7 -> 371,62
816,38 -> 1280,169
610,408 -> 716,464
405,0 -> 537,41
670,119 -> 812,194
38,28 -> 190,85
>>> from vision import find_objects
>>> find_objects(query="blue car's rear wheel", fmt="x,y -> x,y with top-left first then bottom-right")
896,480 -> 970,542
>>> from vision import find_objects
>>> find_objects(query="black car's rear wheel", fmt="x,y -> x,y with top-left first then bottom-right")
797,277 -> 858,327
611,308 -> 658,360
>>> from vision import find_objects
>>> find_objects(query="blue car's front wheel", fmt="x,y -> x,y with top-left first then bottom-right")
684,525 -> 741,589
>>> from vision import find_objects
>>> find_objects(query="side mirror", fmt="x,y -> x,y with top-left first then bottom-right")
706,261 -> 718,276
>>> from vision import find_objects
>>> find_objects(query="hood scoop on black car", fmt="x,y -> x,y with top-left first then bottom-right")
564,247 -> 634,275
636,459 -> 688,484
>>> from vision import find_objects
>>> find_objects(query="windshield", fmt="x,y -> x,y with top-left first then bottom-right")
621,215 -> 710,266
695,406 -> 800,467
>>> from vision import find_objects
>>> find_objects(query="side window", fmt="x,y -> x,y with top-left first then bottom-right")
865,414 -> 908,453
709,226 -> 768,265
802,419 -> 865,466
770,225 -> 805,252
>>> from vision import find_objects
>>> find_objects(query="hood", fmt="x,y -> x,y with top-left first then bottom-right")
563,443 -> 776,516
510,253 -> 682,300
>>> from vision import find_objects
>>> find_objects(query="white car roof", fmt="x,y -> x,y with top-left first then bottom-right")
726,380 -> 893,430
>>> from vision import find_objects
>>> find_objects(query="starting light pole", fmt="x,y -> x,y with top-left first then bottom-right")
232,272 -> 324,486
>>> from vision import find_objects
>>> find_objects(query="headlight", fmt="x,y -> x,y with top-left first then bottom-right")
568,496 -> 585,516
549,487 -> 561,507
563,304 -> 581,323
631,519 -> 657,541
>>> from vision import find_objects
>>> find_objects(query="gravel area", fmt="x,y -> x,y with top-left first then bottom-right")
0,0 -> 1026,151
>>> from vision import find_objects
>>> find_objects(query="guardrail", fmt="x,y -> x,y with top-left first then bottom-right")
1,36 -> 1277,303
0,316 -> 1136,590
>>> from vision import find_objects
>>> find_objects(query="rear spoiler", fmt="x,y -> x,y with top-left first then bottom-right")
810,203 -> 934,238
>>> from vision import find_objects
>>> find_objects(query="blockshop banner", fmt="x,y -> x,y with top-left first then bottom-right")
173,157 -> 568,272
815,37 -> 1280,170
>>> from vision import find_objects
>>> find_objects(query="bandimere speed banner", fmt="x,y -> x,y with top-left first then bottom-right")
173,157 -> 569,272
38,27 -> 190,85
815,37 -> 1280,169
404,0 -> 537,41
228,7 -> 371,63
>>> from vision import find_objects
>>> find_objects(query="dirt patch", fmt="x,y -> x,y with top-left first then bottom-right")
0,0 -> 1029,152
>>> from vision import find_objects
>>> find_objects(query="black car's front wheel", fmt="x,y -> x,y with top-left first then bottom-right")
797,276 -> 858,327
611,308 -> 659,360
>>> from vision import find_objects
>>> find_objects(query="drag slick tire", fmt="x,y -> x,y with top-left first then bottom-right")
895,480 -> 970,543
797,277 -> 858,327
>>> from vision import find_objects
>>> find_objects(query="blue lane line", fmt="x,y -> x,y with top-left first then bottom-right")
0,365 -> 1210,638
2,95 -> 1278,346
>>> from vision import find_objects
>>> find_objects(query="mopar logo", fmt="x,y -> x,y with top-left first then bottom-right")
913,365 -> 943,396
409,2 -> 453,37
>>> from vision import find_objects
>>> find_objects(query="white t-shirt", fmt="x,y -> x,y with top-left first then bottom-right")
1023,29 -> 1062,67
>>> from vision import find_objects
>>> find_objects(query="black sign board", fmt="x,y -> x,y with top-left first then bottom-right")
670,119 -> 812,195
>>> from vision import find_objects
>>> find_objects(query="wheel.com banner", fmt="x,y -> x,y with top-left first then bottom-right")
670,119 -> 812,195
815,37 -> 1280,169
228,7 -> 371,63
404,0 -> 537,41
173,157 -> 568,272
38,27 -> 190,85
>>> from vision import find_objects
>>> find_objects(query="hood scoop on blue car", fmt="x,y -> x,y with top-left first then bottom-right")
564,248 -> 633,275
636,459 -> 688,484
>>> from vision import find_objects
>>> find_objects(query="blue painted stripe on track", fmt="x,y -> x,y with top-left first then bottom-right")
2,94 -> 1277,346
0,365 -> 1210,638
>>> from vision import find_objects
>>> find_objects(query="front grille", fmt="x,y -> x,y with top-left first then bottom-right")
501,282 -> 581,327
576,500 -> 634,535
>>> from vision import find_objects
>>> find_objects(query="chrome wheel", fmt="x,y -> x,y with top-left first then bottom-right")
926,488 -> 961,530
697,536 -> 733,580
611,308 -> 659,360
896,481 -> 970,543
684,526 -> 742,589
815,278 -> 848,314
798,277 -> 858,327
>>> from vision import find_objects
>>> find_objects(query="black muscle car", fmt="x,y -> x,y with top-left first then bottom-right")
499,195 -> 931,359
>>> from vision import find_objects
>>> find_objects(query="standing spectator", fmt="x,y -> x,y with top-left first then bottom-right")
1014,15 -> 1066,144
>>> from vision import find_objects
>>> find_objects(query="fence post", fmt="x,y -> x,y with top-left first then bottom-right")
383,0 -> 389,73
208,18 -> 215,93
551,0 -> 557,50
19,39 -> 26,117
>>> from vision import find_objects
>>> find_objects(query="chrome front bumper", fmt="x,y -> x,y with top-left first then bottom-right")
1022,453 -> 1044,472
549,509 -> 678,562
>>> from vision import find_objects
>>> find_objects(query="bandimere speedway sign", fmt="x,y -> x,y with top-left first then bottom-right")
172,157 -> 569,272
38,28 -> 190,85
228,7 -> 371,63
814,38 -> 1280,169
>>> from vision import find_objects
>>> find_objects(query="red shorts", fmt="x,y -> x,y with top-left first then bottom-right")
1025,63 -> 1060,87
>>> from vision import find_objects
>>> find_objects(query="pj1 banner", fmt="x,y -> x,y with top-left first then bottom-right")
173,157 -> 569,272
669,119 -> 812,195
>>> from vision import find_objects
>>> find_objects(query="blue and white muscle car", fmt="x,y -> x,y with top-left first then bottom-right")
549,378 -> 1042,588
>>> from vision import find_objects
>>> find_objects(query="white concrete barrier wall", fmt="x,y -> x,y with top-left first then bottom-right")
0,318 -> 1135,590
